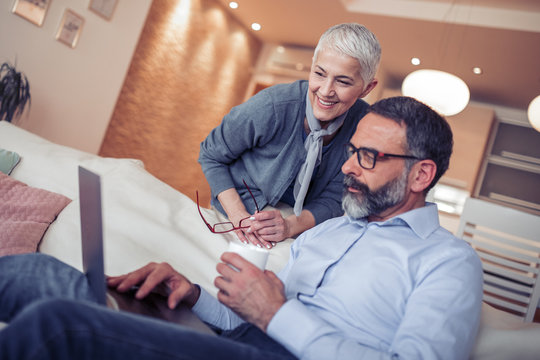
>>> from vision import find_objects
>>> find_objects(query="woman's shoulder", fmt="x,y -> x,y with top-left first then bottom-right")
253,80 -> 307,103
341,98 -> 370,130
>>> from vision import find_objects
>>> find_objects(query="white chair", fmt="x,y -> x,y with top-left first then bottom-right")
456,197 -> 540,322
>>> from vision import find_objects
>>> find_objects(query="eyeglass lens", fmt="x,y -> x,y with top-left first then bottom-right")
211,217 -> 249,233
346,144 -> 376,169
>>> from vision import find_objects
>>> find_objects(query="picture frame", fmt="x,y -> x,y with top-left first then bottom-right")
89,0 -> 118,21
11,0 -> 52,27
55,9 -> 85,49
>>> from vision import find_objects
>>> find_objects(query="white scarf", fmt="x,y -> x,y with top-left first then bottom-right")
293,92 -> 348,216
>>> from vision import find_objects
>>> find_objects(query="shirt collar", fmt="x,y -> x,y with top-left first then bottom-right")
345,202 -> 441,239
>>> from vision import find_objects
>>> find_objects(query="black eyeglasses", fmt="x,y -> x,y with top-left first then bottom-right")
345,143 -> 419,170
196,179 -> 260,234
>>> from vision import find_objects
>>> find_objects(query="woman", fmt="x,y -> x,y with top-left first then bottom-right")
198,23 -> 381,248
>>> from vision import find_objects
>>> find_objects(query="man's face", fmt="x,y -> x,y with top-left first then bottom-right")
308,48 -> 375,125
341,113 -> 412,221
342,169 -> 409,219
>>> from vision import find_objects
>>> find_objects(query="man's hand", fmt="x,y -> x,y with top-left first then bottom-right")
214,252 -> 286,331
107,262 -> 200,309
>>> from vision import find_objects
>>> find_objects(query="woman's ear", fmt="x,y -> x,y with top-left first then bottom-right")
359,79 -> 378,99
409,159 -> 437,193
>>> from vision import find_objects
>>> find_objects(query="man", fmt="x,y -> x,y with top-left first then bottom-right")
0,96 -> 483,359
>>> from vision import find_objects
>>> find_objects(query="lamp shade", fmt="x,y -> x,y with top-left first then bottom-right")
402,69 -> 470,116
527,95 -> 540,132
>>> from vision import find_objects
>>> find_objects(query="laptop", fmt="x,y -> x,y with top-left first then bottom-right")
77,166 -> 215,335
79,165 -> 108,306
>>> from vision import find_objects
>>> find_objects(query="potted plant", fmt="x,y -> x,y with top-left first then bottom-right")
0,62 -> 31,123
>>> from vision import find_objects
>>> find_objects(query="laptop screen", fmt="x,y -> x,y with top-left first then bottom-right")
78,166 -> 107,305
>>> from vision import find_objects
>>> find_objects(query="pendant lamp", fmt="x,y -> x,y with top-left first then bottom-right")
402,69 -> 470,116
527,95 -> 540,132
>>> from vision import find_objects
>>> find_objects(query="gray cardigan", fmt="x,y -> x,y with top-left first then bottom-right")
198,80 -> 368,225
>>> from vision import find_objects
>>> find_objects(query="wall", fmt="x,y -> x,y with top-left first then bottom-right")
99,0 -> 262,207
444,105 -> 494,192
0,0 -> 152,153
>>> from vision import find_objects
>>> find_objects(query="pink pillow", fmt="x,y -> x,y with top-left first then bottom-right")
0,173 -> 72,256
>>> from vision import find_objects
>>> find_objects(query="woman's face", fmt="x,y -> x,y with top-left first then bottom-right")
308,48 -> 376,123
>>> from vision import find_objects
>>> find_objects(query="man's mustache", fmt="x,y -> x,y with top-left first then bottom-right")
343,175 -> 369,193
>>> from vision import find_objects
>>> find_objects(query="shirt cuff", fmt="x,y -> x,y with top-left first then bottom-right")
266,298 -> 325,357
191,287 -> 245,330
191,287 -> 223,325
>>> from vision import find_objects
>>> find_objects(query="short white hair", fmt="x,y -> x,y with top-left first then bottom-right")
314,23 -> 381,86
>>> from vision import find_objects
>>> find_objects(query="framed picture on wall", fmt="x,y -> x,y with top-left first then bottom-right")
11,0 -> 52,27
89,0 -> 118,20
55,9 -> 85,49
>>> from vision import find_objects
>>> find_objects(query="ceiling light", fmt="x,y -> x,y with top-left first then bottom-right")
401,1 -> 472,117
527,95 -> 540,132
402,69 -> 470,116
251,23 -> 261,31
228,2 -> 238,9
411,57 -> 421,66
472,67 -> 482,75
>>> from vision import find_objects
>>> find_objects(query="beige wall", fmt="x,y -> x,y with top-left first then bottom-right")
0,0 -> 152,153
444,105 -> 495,192
99,0 -> 262,207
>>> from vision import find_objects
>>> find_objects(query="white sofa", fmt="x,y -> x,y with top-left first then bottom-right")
1,120 -> 539,359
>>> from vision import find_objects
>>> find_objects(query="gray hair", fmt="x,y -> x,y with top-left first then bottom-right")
368,96 -> 454,193
313,23 -> 381,86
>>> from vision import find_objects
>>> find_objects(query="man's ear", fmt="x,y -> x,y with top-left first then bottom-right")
359,79 -> 378,99
409,159 -> 437,193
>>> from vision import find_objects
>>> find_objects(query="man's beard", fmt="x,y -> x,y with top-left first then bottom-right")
342,170 -> 409,219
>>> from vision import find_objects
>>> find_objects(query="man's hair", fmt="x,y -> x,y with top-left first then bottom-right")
368,96 -> 453,193
314,23 -> 381,87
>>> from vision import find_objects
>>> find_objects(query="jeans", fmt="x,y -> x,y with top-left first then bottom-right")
0,253 -> 297,360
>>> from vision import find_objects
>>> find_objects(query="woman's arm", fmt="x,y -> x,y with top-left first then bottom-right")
216,188 -> 267,247
248,209 -> 316,245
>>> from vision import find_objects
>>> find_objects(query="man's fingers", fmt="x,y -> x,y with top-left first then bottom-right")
216,261 -> 236,278
135,263 -> 174,299
106,275 -> 127,287
220,252 -> 249,272
111,263 -> 156,292
167,280 -> 192,309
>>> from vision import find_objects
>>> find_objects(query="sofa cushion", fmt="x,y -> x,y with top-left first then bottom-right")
0,173 -> 71,256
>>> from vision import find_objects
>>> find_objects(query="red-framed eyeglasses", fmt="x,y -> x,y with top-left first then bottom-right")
196,179 -> 260,233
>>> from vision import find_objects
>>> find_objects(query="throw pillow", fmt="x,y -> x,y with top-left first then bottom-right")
0,173 -> 72,256
0,148 -> 21,175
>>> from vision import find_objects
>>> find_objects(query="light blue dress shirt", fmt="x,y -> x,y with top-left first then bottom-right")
193,203 -> 483,360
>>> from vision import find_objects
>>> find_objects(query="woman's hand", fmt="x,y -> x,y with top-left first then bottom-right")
249,209 -> 317,246
107,262 -> 200,309
247,210 -> 290,244
218,188 -> 275,249
230,212 -> 273,249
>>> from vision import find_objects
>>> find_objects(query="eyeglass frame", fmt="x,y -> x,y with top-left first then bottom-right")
345,142 -> 420,170
196,179 -> 260,234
